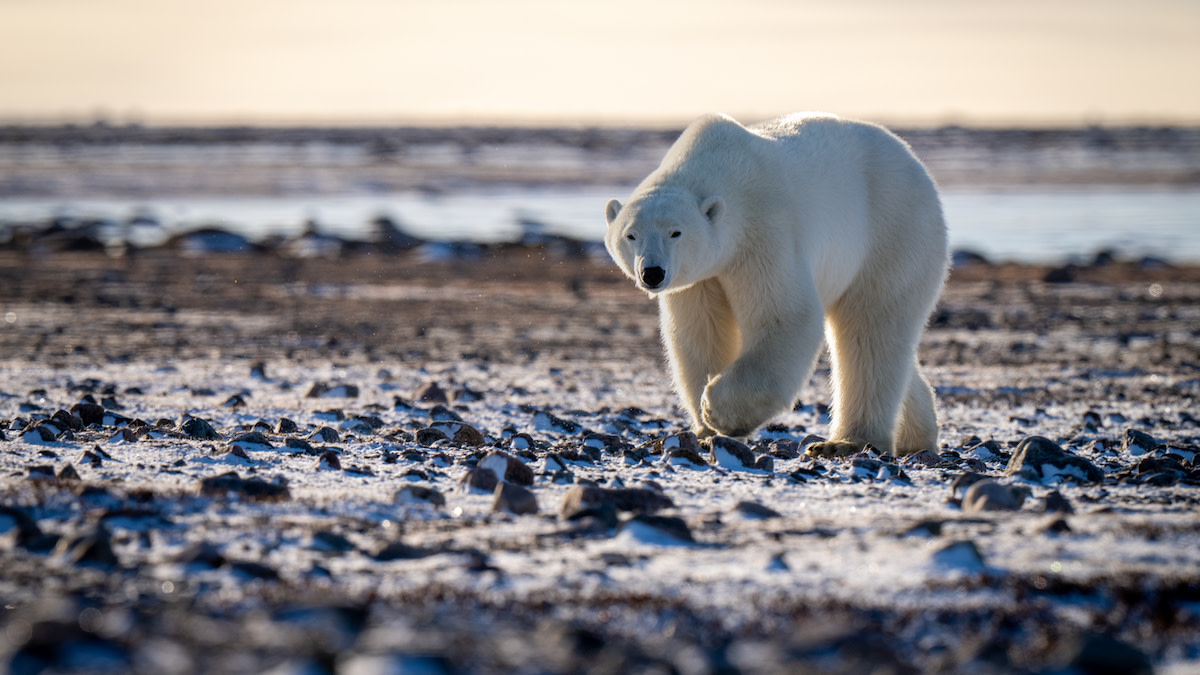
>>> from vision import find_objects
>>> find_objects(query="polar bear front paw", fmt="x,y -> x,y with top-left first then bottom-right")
805,441 -> 868,458
699,375 -> 758,438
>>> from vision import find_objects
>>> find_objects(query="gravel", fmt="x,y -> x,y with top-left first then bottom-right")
1,250 -> 1198,674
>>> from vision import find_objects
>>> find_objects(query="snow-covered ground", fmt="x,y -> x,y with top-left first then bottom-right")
1,251 -> 1197,673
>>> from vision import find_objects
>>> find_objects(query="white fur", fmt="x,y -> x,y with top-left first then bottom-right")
604,113 -> 948,454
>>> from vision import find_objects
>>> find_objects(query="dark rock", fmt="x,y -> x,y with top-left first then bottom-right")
51,409 -> 84,431
395,485 -> 446,507
492,482 -> 539,515
285,437 -> 316,453
416,426 -> 450,445
460,467 -> 499,493
665,445 -> 709,467
316,450 -> 342,470
414,381 -> 448,404
70,402 -> 105,426
198,472 -> 290,501
1062,632 -> 1153,675
308,426 -> 340,443
620,514 -> 694,543
309,530 -> 357,553
180,416 -> 221,440
1122,428 -> 1157,455
1039,517 -> 1072,535
559,485 -> 673,519
306,382 -> 360,398
429,404 -> 463,422
1004,436 -> 1103,484
532,410 -> 582,434
478,451 -> 534,485
53,526 -> 118,566
1043,490 -> 1075,514
373,541 -> 434,561
731,501 -> 781,519
962,479 -> 1029,513
765,438 -> 802,459
276,418 -> 299,433
56,464 -> 81,481
708,435 -> 758,470
229,430 -> 273,448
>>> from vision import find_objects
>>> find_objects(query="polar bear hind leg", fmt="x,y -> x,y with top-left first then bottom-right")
894,361 -> 939,454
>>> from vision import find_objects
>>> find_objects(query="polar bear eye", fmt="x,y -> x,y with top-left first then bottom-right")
670,231 -> 681,238
626,234 -> 636,241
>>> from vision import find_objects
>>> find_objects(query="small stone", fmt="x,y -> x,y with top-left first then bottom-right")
316,450 -> 342,470
21,424 -> 58,443
902,449 -> 945,467
665,446 -> 709,468
731,501 -> 781,519
1004,436 -> 1104,484
229,431 -> 273,449
532,410 -> 582,434
308,530 -> 355,553
1064,632 -> 1153,675
372,541 -> 433,561
460,467 -> 499,493
225,445 -> 251,460
492,482 -> 539,515
1043,490 -> 1075,514
108,427 -> 138,443
51,410 -> 84,431
1121,428 -> 1157,456
619,514 -> 694,544
708,435 -> 760,471
413,381 -> 448,404
285,437 -> 316,453
429,404 -> 463,422
415,427 -> 450,445
448,422 -> 486,447
53,526 -> 118,566
951,472 -> 990,498
308,426 -> 340,443
395,485 -> 446,507
765,438 -> 801,459
71,402 -> 105,426
930,539 -> 987,572
198,472 -> 290,501
223,393 -> 247,408
56,464 -> 81,481
962,479 -> 1029,513
559,485 -> 673,519
180,416 -> 221,440
276,418 -> 298,433
478,451 -> 534,485
1039,517 -> 1072,535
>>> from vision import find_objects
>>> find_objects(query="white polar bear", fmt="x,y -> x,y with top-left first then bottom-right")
604,113 -> 948,457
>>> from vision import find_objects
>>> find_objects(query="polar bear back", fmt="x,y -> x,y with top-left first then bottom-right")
641,113 -> 946,306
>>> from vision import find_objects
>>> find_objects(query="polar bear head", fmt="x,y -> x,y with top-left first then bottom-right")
604,189 -> 728,296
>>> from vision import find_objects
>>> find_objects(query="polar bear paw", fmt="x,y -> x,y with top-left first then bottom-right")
699,375 -> 760,438
805,441 -> 869,458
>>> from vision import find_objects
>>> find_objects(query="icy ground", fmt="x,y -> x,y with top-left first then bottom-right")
1,251 -> 1198,674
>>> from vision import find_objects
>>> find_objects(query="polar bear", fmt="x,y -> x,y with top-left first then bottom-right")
604,113 -> 947,457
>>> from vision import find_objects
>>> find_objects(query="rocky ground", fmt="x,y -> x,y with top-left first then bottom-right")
1,249 -> 1199,674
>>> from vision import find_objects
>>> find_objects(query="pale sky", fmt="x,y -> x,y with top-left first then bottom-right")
1,0 -> 1198,126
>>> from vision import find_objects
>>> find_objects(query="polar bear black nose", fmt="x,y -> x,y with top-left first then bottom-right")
641,266 -> 666,288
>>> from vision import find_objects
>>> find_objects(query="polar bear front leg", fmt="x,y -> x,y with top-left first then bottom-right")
660,279 -> 742,436
699,298 -> 824,438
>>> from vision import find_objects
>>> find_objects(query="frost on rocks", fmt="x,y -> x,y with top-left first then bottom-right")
1003,436 -> 1104,484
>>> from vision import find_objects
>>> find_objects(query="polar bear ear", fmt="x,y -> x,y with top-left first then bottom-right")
605,199 -> 623,225
700,196 -> 725,225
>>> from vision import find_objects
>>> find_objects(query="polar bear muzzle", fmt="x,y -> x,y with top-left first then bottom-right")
640,266 -> 667,289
